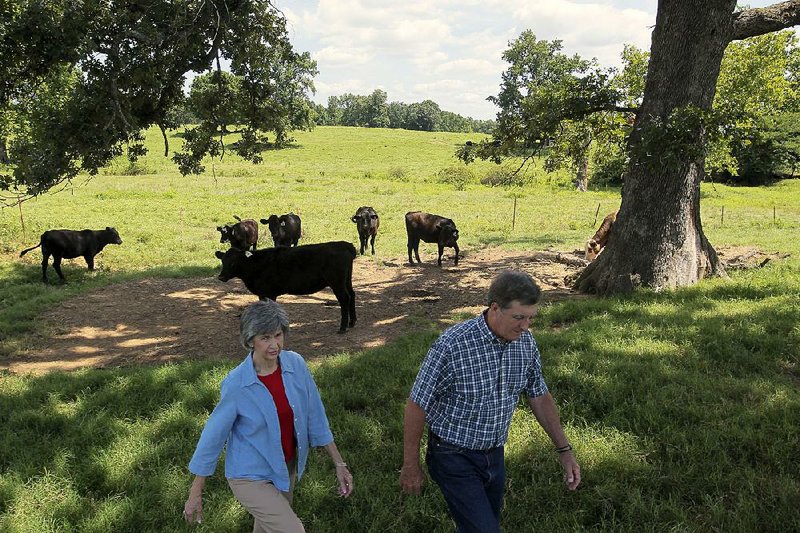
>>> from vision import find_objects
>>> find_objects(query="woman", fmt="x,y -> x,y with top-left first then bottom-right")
184,299 -> 353,532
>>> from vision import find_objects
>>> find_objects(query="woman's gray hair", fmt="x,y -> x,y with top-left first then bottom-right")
486,270 -> 541,308
239,300 -> 290,349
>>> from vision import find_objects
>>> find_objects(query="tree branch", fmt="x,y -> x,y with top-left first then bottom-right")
573,105 -> 638,117
731,1 -> 800,41
158,122 -> 169,156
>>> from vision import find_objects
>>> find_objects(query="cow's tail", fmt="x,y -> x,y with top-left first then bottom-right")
19,242 -> 42,257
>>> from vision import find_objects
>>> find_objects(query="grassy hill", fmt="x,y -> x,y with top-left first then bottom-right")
0,126 -> 798,531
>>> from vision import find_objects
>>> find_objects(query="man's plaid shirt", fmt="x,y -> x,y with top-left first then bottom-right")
410,312 -> 549,450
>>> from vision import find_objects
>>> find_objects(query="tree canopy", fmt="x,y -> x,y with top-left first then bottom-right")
456,31 -> 633,185
464,17 -> 800,190
0,0 -> 317,201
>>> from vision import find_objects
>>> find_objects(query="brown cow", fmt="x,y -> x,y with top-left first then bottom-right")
405,211 -> 460,266
217,216 -> 259,251
585,210 -> 617,261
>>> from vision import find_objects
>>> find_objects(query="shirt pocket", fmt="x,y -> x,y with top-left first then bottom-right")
501,357 -> 528,395
450,372 -> 490,418
504,372 -> 526,395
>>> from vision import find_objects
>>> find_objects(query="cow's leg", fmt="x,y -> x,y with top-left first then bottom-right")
52,255 -> 66,281
437,244 -> 444,266
358,234 -> 366,255
331,286 -> 350,334
40,248 -> 51,283
453,243 -> 460,266
412,238 -> 421,264
85,254 -> 95,270
346,270 -> 356,328
370,234 -> 376,255
407,239 -> 414,264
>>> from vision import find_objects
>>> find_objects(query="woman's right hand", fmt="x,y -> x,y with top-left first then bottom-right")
183,493 -> 204,525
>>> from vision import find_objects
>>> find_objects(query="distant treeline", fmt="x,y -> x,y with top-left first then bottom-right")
310,89 -> 495,134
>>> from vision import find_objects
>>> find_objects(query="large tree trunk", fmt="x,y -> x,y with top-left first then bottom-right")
574,156 -> 588,192
0,137 -> 8,165
577,0 -> 791,294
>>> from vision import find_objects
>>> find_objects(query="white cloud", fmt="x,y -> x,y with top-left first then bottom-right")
314,46 -> 374,66
503,0 -> 654,65
276,0 -> 660,119
435,59 -> 500,77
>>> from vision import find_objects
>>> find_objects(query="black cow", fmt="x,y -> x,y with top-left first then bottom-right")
217,216 -> 259,251
19,227 -> 123,283
260,213 -> 302,247
351,206 -> 380,255
405,211 -> 460,266
215,241 -> 356,333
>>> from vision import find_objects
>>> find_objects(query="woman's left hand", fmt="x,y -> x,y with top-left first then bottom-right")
335,464 -> 354,497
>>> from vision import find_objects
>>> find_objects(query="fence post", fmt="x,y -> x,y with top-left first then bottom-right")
593,203 -> 600,226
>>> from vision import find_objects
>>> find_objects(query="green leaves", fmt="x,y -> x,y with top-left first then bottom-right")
1,0 -> 318,197
465,31 -> 629,188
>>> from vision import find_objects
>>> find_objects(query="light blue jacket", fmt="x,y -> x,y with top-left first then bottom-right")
188,350 -> 334,491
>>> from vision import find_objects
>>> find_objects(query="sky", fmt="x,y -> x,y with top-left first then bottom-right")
273,0 -> 782,121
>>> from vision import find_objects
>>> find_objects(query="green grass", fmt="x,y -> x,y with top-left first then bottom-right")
1,126 -> 800,531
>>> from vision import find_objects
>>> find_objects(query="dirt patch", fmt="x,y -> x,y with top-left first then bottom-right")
2,248 -> 591,374
3,246 -> 781,374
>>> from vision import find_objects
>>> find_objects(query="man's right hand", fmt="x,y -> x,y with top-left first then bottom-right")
400,462 -> 426,495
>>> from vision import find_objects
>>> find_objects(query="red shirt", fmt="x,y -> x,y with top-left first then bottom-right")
257,365 -> 297,462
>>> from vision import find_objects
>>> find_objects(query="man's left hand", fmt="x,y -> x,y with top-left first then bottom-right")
558,451 -> 581,490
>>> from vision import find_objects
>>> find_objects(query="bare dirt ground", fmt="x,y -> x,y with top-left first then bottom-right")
2,246 -> 779,374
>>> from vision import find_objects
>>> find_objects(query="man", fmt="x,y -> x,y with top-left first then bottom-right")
400,270 -> 580,532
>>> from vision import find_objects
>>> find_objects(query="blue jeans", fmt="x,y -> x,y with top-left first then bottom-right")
426,432 -> 506,533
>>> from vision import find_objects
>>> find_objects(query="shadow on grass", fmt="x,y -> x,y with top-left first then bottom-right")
1,270 -> 799,531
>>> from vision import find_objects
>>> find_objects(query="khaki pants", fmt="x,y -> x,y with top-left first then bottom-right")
228,460 -> 304,533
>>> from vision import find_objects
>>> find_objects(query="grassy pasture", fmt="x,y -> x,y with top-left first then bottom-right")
0,126 -> 799,531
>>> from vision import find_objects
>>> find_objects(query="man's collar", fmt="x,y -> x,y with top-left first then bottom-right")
479,311 -> 507,344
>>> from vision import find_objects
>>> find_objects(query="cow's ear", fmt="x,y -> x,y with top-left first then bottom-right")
351,216 -> 358,223
453,230 -> 459,238
216,226 -> 222,232
245,251 -> 253,258
215,251 -> 224,259
371,214 -> 379,219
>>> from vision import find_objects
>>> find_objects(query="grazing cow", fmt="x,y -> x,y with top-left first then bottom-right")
19,227 -> 123,283
351,206 -> 380,255
260,213 -> 302,247
405,211 -> 460,266
217,215 -> 259,251
215,241 -> 356,333
585,210 -> 618,261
